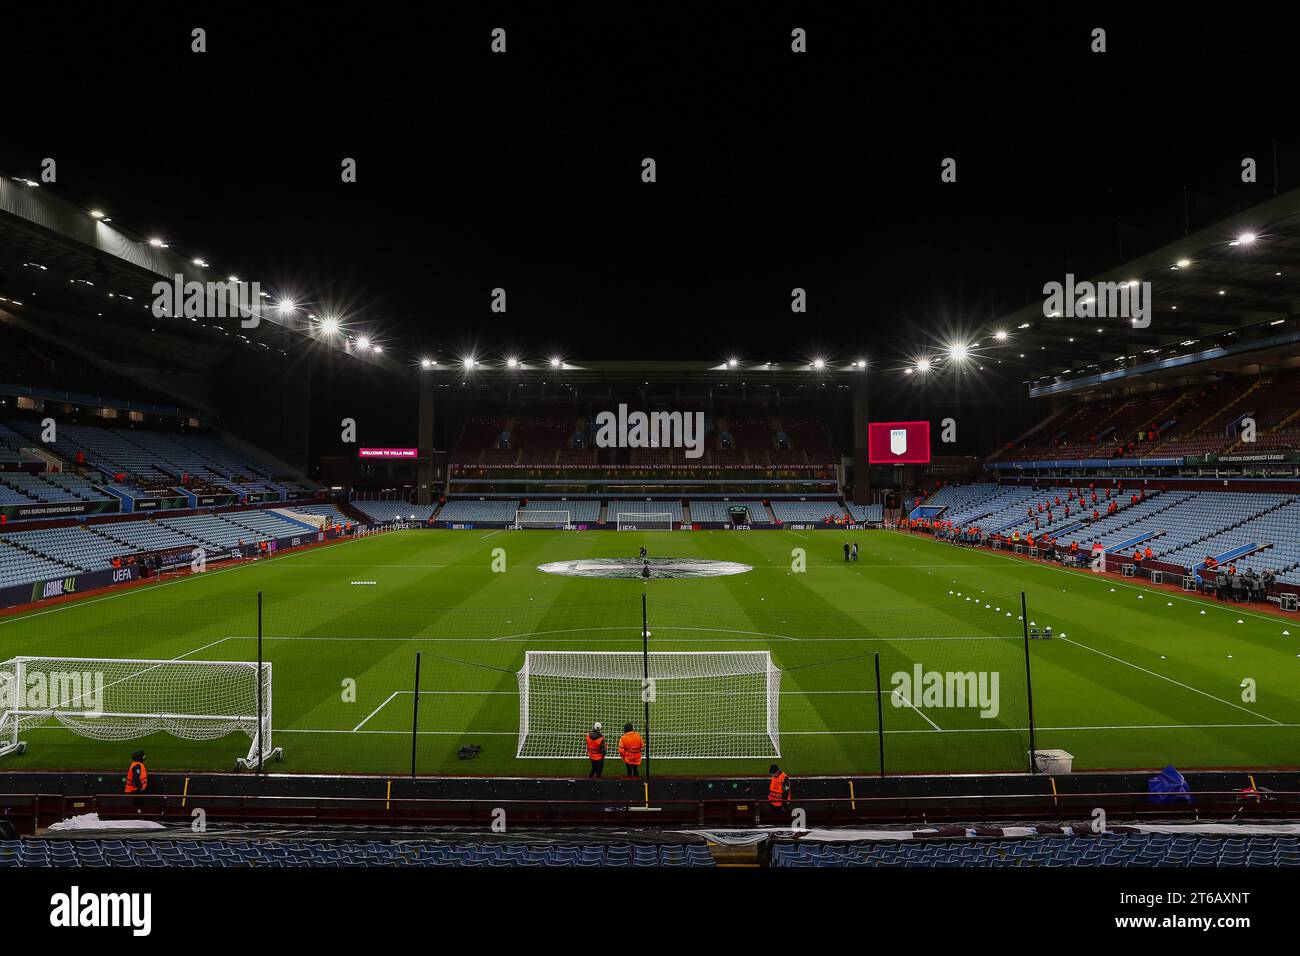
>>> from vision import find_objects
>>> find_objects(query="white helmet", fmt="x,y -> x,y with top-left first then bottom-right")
593,721 -> 602,731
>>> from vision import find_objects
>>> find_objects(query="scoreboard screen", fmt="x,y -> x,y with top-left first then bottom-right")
867,421 -> 931,464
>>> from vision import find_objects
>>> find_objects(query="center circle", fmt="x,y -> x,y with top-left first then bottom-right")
536,557 -> 753,579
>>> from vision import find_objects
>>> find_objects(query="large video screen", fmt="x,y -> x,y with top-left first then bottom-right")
867,421 -> 931,464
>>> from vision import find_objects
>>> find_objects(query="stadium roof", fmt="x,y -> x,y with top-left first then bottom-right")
0,174 -> 386,370
6,171 -> 1300,396
983,188 -> 1300,398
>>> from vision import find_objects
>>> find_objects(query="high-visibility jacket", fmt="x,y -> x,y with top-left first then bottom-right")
618,732 -> 643,765
768,772 -> 789,808
585,733 -> 605,761
125,760 -> 148,794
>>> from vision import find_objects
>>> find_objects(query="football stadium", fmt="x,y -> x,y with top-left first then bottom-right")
2,6 -> 1298,928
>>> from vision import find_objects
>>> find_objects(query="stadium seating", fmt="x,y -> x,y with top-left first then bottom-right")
844,502 -> 883,522
2,526 -> 126,572
285,503 -> 352,525
5,420 -> 301,490
90,519 -> 212,554
519,500 -> 601,523
688,500 -> 775,524
0,539 -> 77,587
0,839 -> 715,868
779,416 -> 836,462
607,500 -> 684,522
768,500 -> 845,523
995,374 -> 1300,462
351,501 -> 438,522
513,415 -> 580,465
769,834 -> 1300,867
437,499 -> 522,523
223,510 -> 318,538
452,416 -> 508,464
158,514 -> 259,549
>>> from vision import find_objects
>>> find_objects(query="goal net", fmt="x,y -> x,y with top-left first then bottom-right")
514,509 -> 572,529
616,512 -> 674,531
0,656 -> 282,770
516,650 -> 780,759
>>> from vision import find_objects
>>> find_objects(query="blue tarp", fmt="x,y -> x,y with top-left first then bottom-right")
1148,765 -> 1193,804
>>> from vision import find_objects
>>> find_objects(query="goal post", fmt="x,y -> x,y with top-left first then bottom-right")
0,656 -> 282,770
616,512 -> 674,531
516,650 -> 780,759
514,509 -> 572,529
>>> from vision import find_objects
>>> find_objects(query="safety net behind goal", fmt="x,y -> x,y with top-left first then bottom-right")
0,656 -> 278,767
516,650 -> 779,759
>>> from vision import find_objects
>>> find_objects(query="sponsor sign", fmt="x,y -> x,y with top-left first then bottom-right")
0,499 -> 118,520
359,447 -> 419,459
868,421 -> 931,464
0,566 -> 140,609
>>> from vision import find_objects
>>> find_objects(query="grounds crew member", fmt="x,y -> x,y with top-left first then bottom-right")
585,722 -> 607,778
618,722 -> 643,777
125,750 -> 148,794
768,764 -> 791,809
843,541 -> 851,562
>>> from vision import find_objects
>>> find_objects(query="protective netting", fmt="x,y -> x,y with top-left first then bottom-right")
514,510 -> 571,529
517,651 -> 780,759
616,513 -> 673,530
0,656 -> 274,765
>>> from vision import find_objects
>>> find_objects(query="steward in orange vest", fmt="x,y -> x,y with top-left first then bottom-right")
125,750 -> 148,794
768,764 -> 791,808
585,722 -> 607,778
618,723 -> 643,778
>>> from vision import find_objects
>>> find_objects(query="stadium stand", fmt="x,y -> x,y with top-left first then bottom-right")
89,519 -> 214,554
0,539 -> 77,587
223,510 -> 318,537
768,500 -> 846,523
4,421 -> 299,490
0,838 -> 715,868
284,503 -> 352,525
2,526 -> 128,572
769,835 -> 1300,868
779,416 -> 836,462
452,416 -> 509,464
844,502 -> 883,522
351,501 -> 438,522
607,500 -> 684,522
513,415 -> 580,466
437,499 -> 522,523
519,499 -> 601,523
688,500 -> 776,524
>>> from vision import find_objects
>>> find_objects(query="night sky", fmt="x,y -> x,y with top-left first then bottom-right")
4,4 -> 1298,373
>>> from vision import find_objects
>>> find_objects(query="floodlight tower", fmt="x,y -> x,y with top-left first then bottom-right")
851,361 -> 870,506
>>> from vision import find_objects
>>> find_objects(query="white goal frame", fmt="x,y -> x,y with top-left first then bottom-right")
514,509 -> 572,529
516,650 -> 780,759
0,656 -> 282,770
616,512 -> 675,531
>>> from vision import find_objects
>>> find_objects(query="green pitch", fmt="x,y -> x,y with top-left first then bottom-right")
4,528 -> 1298,777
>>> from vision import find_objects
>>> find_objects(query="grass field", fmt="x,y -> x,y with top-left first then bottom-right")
3,527 -> 1299,777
